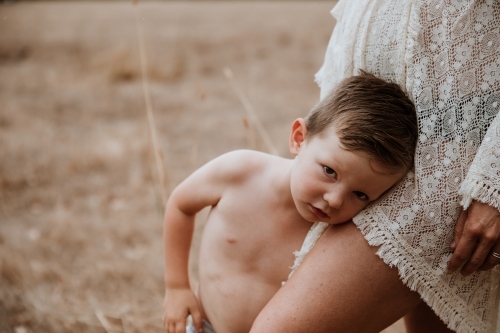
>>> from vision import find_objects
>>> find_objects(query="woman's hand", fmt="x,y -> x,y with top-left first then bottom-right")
448,200 -> 500,276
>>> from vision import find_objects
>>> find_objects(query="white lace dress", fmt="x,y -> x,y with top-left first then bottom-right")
296,1 -> 500,332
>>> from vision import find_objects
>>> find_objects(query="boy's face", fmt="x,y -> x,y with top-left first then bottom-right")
288,118 -> 405,225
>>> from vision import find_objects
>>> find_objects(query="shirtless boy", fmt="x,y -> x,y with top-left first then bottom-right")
162,71 -> 418,333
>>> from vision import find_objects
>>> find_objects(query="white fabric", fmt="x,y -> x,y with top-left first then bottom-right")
288,222 -> 329,281
186,315 -> 216,333
311,1 -> 500,332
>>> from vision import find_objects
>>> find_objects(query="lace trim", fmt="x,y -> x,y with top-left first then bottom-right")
459,176 -> 500,211
286,222 -> 329,282
353,209 -> 489,333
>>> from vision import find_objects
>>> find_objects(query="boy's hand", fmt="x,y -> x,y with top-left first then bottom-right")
163,287 -> 203,333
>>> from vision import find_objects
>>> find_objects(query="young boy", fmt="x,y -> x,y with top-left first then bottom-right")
162,71 -> 418,333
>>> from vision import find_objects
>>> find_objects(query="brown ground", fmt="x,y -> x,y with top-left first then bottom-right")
0,1 -> 404,332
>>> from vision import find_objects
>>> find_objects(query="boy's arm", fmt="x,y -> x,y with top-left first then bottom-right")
163,151 -> 252,333
163,194 -> 204,333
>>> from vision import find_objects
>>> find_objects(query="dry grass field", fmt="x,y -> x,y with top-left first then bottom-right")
0,1 -> 404,332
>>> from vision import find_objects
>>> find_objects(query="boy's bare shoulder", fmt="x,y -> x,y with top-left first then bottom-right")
211,149 -> 279,183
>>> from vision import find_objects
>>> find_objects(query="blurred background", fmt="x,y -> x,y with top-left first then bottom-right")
0,1 -> 404,332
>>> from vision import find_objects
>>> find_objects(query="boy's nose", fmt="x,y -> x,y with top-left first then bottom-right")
324,190 -> 344,209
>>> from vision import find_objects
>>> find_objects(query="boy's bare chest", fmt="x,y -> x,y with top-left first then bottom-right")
200,188 -> 312,281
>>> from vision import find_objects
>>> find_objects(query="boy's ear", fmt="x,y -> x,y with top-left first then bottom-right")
289,118 -> 307,156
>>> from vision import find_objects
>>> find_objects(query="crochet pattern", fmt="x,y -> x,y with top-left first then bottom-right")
311,0 -> 500,332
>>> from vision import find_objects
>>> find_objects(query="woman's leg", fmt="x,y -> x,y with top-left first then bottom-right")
404,301 -> 455,333
250,222 -> 422,333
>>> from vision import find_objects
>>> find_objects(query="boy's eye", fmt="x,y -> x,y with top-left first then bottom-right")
354,191 -> 368,201
323,166 -> 337,178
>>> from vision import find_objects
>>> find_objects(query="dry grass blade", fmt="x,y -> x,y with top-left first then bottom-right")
243,117 -> 257,150
95,310 -> 124,333
133,1 -> 168,206
223,67 -> 279,156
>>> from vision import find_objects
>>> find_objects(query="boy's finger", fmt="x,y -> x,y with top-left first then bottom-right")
190,308 -> 204,332
175,320 -> 186,333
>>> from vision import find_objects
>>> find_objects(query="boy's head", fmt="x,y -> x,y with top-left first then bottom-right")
305,70 -> 418,174
288,71 -> 417,224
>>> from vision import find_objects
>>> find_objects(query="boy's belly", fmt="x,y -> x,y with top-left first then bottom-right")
197,269 -> 281,333
195,207 -> 312,333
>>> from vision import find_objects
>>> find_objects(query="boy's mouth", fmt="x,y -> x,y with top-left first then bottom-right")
310,205 -> 329,219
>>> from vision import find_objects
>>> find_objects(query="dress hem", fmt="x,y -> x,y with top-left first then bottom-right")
353,210 -> 489,333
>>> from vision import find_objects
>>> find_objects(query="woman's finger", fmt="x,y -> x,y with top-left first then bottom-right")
479,244 -> 500,271
460,202 -> 500,275
447,227 -> 478,274
448,201 -> 500,274
460,238 -> 496,276
450,208 -> 467,251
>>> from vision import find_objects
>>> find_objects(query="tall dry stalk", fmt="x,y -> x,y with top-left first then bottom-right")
95,310 -> 122,333
223,67 -> 279,156
132,0 -> 168,207
242,117 -> 257,150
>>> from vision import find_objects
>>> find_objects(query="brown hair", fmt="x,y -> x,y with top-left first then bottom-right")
305,70 -> 418,172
